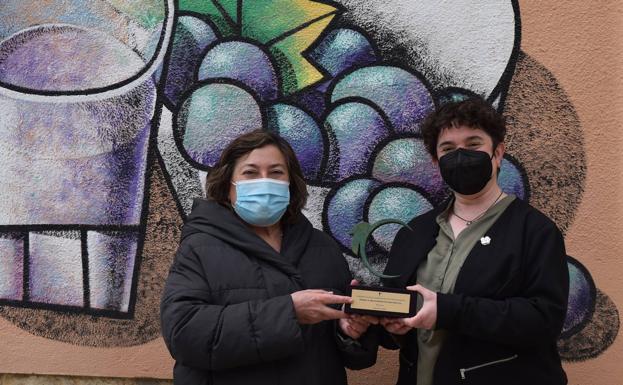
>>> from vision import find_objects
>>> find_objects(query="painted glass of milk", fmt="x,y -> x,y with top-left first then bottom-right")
0,0 -> 173,314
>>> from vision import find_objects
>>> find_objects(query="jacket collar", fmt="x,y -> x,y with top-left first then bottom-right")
183,199 -> 312,287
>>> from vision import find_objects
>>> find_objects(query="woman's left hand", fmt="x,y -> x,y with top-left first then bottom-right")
401,284 -> 438,330
338,279 -> 379,339
339,314 -> 379,339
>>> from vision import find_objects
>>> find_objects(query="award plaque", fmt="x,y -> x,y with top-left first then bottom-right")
344,219 -> 417,318
345,285 -> 417,317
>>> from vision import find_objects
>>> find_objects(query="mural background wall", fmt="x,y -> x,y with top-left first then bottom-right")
0,1 -> 621,384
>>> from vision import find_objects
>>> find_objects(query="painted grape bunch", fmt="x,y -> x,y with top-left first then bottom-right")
162,0 -> 595,342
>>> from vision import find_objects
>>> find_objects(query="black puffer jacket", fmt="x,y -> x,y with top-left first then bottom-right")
161,199 -> 376,385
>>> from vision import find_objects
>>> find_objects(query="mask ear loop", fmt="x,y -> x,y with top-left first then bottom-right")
229,181 -> 239,207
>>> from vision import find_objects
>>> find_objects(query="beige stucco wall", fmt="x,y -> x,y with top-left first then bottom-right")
521,2 -> 623,384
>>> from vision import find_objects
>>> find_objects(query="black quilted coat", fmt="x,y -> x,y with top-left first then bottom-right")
161,199 -> 377,385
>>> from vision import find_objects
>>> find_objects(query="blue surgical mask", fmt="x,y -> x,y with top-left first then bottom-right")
232,178 -> 290,226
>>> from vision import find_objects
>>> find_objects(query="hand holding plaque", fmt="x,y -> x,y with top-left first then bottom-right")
345,220 -> 418,318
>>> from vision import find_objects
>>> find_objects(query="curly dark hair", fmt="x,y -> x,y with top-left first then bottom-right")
421,97 -> 506,160
205,129 -> 308,224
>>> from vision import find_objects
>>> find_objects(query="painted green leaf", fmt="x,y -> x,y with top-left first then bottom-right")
242,0 -> 339,94
241,0 -> 337,44
178,0 -> 339,94
178,0 -> 235,36
215,0 -> 239,25
268,13 -> 336,95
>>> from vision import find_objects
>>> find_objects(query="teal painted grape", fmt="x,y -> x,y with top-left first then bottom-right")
324,102 -> 390,181
198,41 -> 278,101
164,15 -> 218,105
325,178 -> 382,253
563,257 -> 595,336
266,103 -> 324,180
499,157 -> 528,200
367,186 -> 433,251
331,66 -> 434,133
309,28 -> 377,77
372,138 -> 448,204
176,83 -> 262,167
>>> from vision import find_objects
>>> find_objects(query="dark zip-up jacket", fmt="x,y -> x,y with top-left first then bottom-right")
382,198 -> 569,385
161,199 -> 377,385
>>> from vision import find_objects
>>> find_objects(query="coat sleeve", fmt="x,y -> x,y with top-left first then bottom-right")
160,243 -> 305,371
336,323 -> 396,370
435,221 -> 570,348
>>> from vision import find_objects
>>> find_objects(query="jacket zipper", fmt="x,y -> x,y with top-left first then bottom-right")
459,354 -> 518,380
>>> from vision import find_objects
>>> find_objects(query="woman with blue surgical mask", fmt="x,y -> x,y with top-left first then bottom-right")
161,130 -> 378,385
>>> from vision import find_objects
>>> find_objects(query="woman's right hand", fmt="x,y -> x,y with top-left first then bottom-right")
290,289 -> 352,325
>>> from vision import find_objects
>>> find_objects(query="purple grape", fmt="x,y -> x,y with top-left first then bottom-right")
309,28 -> 377,77
266,103 -> 325,180
372,137 -> 448,204
292,81 -> 329,119
499,156 -> 528,200
176,82 -> 262,167
323,102 -> 390,182
436,87 -> 479,106
325,178 -> 382,253
198,41 -> 279,101
563,256 -> 595,336
331,66 -> 435,133
163,15 -> 217,106
367,186 -> 433,251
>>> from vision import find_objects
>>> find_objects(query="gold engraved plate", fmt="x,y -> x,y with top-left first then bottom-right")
350,289 -> 411,314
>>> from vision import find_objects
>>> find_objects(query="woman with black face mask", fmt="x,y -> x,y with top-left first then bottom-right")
378,98 -> 569,385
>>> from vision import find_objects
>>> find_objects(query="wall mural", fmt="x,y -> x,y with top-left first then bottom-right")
0,0 -> 618,364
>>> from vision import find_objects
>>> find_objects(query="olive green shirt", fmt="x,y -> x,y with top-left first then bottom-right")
416,195 -> 516,385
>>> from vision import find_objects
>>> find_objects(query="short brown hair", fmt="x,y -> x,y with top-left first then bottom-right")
421,97 -> 506,160
205,130 -> 308,223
